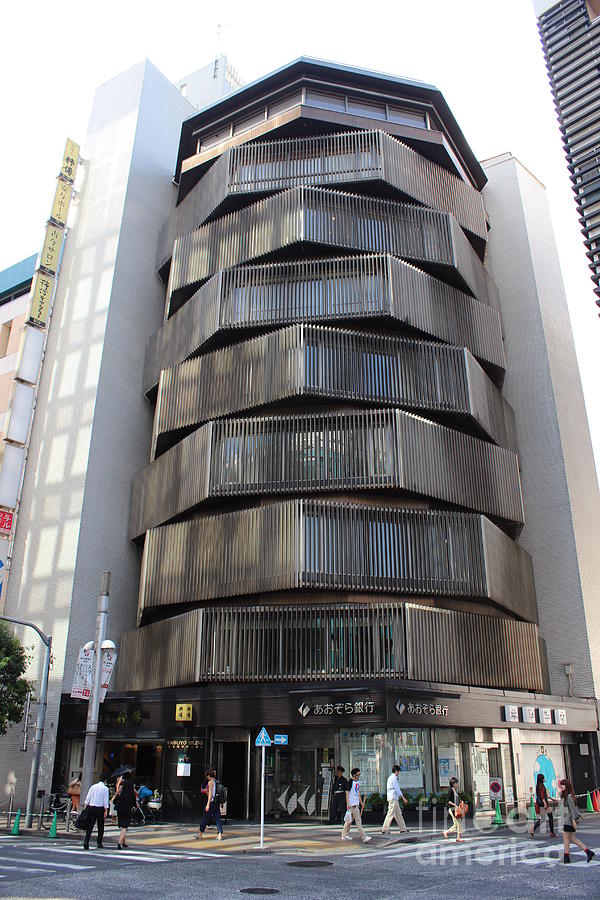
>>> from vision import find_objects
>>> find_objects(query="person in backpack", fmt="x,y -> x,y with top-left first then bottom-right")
341,768 -> 371,844
113,772 -> 137,849
195,768 -> 224,841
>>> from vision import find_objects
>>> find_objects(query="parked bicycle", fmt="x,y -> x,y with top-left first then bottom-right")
39,791 -> 78,830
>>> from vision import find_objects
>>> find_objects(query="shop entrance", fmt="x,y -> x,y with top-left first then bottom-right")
471,743 -> 503,810
274,747 -> 333,818
215,741 -> 247,819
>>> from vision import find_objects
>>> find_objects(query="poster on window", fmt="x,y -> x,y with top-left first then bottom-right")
437,747 -> 459,786
398,751 -> 423,789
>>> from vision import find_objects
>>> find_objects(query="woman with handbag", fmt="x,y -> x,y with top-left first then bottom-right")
560,778 -> 595,864
443,776 -> 466,842
529,773 -> 557,838
113,772 -> 137,849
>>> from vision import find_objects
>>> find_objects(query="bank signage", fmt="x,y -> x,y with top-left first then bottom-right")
298,699 -> 376,718
396,700 -> 449,717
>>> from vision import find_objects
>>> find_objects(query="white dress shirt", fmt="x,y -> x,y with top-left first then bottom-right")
85,781 -> 109,808
386,773 -> 405,803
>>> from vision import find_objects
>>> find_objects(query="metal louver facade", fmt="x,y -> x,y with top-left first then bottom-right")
121,60 -> 546,696
156,129 -> 487,274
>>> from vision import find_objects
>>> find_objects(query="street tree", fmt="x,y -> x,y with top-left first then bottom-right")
0,622 -> 31,735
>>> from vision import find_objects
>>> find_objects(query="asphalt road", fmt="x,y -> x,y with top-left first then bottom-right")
0,822 -> 599,898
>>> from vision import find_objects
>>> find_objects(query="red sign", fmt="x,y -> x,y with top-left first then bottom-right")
0,511 -> 13,533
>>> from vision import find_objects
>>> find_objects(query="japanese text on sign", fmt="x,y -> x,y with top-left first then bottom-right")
50,178 -> 73,227
28,271 -> 54,328
0,511 -> 13,532
39,224 -> 63,275
405,702 -> 448,716
313,700 -> 375,716
60,139 -> 80,183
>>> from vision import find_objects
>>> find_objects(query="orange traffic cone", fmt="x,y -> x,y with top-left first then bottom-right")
593,790 -> 600,813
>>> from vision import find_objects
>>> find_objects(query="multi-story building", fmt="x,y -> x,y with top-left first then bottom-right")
2,57 -> 599,823
535,0 -> 600,311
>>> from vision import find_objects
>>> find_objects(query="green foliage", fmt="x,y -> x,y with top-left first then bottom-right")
0,622 -> 32,736
366,791 -> 386,811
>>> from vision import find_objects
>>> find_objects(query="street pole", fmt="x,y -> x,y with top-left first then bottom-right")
0,615 -> 52,829
260,744 -> 265,849
80,572 -> 111,801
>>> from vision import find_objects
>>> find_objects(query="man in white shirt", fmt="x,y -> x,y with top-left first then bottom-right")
82,775 -> 110,849
341,767 -> 372,844
382,764 -> 409,834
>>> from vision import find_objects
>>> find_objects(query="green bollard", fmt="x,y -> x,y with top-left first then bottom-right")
529,796 -> 536,820
10,809 -> 21,835
48,811 -> 58,839
492,799 -> 503,825
586,791 -> 594,812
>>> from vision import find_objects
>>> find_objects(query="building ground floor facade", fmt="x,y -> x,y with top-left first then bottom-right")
53,681 -> 599,823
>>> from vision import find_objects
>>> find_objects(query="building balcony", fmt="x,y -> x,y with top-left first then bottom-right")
157,129 -> 487,275
151,325 -> 516,457
130,407 -> 524,541
144,255 -> 505,396
166,187 -> 498,315
136,500 -> 536,622
115,600 -> 546,693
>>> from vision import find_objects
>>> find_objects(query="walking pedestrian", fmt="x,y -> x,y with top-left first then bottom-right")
382,764 -> 409,834
113,771 -> 137,849
529,773 -> 557,839
82,774 -> 109,850
443,776 -> 465,843
559,778 -> 595,864
341,768 -> 372,844
330,766 -> 348,824
195,768 -> 224,841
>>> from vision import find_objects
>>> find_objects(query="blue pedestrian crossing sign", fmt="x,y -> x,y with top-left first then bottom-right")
255,726 -> 272,747
274,734 -> 288,745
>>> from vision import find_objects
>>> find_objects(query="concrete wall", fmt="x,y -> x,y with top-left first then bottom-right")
482,153 -> 600,699
0,60 -> 192,807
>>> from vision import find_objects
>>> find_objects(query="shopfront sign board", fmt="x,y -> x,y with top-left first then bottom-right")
503,705 -> 519,723
522,706 -> 537,724
539,708 -> 552,725
553,709 -> 567,725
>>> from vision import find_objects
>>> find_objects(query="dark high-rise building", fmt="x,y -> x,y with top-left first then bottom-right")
535,0 -> 600,310
4,58 -> 599,825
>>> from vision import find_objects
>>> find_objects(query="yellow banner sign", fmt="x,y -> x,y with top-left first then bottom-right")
50,178 -> 72,226
39,224 -> 63,274
60,138 -> 80,183
28,271 -> 55,328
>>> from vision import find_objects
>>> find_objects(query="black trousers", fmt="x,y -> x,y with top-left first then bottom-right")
330,793 -> 346,824
84,806 -> 105,846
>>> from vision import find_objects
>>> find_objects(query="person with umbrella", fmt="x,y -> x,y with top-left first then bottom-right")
112,766 -> 137,849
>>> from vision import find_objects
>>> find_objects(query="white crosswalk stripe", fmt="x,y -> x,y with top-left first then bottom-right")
347,836 -> 600,869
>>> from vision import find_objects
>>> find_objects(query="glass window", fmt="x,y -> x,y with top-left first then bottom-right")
199,126 -> 231,152
389,729 -> 432,797
347,98 -> 386,121
233,108 -> 266,135
388,106 -> 428,129
434,728 -> 462,790
268,92 -> 303,118
305,90 -> 346,112
339,729 -> 386,795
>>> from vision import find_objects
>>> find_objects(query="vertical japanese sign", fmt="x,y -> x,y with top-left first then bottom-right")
99,648 -> 118,702
27,138 -> 79,331
71,648 -> 93,699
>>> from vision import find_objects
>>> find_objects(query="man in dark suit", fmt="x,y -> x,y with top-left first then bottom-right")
330,765 -> 349,824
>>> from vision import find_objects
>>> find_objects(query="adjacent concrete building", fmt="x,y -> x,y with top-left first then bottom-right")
1,57 -> 598,823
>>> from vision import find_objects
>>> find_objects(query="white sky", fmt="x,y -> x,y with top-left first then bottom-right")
2,0 -> 598,476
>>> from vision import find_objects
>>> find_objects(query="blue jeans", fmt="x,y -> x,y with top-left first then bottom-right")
199,800 -> 223,833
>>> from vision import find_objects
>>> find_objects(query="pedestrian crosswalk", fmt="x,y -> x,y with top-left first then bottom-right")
0,839 -> 224,883
347,834 -> 600,869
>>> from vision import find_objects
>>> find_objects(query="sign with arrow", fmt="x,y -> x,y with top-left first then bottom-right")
274,734 -> 288,745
